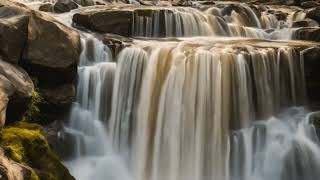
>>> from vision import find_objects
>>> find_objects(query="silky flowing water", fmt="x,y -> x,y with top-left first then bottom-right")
19,1 -> 320,180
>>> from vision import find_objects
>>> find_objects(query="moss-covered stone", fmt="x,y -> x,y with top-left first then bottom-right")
0,122 -> 75,180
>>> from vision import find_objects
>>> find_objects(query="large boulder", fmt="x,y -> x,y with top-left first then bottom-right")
0,59 -> 33,127
73,9 -> 133,36
0,5 -> 29,64
0,0 -> 80,124
23,10 -> 81,87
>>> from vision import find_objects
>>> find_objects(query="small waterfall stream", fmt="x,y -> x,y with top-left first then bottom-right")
64,34 -> 132,180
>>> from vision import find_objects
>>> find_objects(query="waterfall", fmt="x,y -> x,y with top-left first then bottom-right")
51,2 -> 320,180
64,34 -> 132,180
131,4 -> 311,39
107,39 -> 308,180
230,107 -> 320,180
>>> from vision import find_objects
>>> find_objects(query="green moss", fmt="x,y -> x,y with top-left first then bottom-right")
24,78 -> 44,122
0,122 -> 74,180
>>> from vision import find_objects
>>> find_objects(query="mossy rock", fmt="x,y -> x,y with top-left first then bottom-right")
0,122 -> 75,180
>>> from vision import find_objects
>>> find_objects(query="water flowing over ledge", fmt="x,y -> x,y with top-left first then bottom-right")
13,1 -> 320,180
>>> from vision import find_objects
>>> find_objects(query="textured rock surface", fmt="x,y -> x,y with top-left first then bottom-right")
0,59 -> 33,126
0,0 -> 80,125
0,5 -> 29,64
0,148 -> 36,180
23,10 -> 81,86
73,9 -> 133,36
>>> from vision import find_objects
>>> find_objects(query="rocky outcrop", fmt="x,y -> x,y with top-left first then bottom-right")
0,0 -> 81,124
0,5 -> 29,64
0,59 -> 34,126
73,9 -> 133,36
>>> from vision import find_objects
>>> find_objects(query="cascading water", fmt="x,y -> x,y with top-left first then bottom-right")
108,39 -> 311,180
131,3 -> 316,39
30,1 -> 320,180
230,107 -> 320,180
64,34 -> 132,180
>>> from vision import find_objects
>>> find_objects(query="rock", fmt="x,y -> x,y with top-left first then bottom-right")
73,10 -> 133,36
1,122 -> 75,180
39,84 -> 76,123
23,10 -> 81,87
301,1 -> 320,8
0,148 -> 37,180
74,0 -> 95,6
309,111 -> 320,136
291,20 -> 318,27
44,121 -> 77,160
54,0 -> 78,13
302,47 -> 320,107
39,3 -> 54,12
295,28 -> 320,42
0,5 -> 29,64
103,35 -> 132,58
306,7 -> 320,24
0,0 -> 81,87
0,59 -> 34,127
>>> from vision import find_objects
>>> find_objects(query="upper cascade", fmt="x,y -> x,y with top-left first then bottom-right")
70,2 -> 319,40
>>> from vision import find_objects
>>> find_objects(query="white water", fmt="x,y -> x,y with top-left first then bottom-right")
230,107 -> 320,180
64,34 -> 132,180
